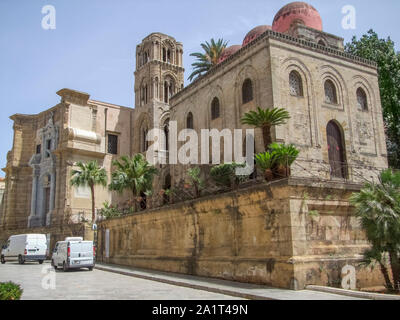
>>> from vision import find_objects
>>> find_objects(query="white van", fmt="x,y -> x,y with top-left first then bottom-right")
51,237 -> 95,271
1,234 -> 47,264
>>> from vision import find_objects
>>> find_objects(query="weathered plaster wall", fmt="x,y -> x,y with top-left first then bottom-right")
97,179 -> 386,290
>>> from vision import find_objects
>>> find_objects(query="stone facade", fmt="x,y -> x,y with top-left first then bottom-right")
0,2 -> 390,289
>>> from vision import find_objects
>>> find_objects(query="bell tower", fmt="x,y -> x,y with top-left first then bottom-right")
132,32 -> 184,156
134,32 -> 184,109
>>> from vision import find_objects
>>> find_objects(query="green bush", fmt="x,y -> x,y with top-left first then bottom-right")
269,143 -> 300,166
0,282 -> 23,300
98,201 -> 123,220
210,163 -> 247,189
255,151 -> 277,170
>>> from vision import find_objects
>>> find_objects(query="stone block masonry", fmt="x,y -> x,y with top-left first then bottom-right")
97,178 -> 386,290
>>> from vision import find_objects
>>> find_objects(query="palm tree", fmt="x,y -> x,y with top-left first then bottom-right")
109,154 -> 158,211
241,107 -> 290,151
70,161 -> 108,223
188,38 -> 228,82
350,169 -> 400,292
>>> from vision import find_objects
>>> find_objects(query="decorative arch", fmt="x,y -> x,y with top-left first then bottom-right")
205,84 -> 225,129
234,65 -> 260,127
326,120 -> 348,179
356,87 -> 368,111
289,70 -> 303,97
211,97 -> 220,120
136,112 -> 151,153
186,112 -> 194,129
242,78 -> 254,104
324,79 -> 338,104
281,57 -> 316,147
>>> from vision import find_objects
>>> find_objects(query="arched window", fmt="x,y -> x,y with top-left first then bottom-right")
186,112 -> 194,129
356,88 -> 368,111
164,82 -> 168,103
242,79 -> 254,104
141,127 -> 149,152
163,118 -> 170,152
327,120 -> 347,179
324,80 -> 338,104
211,97 -> 220,120
318,40 -> 326,46
167,49 -> 171,63
289,71 -> 303,97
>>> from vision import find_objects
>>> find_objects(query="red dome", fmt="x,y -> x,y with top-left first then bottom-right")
242,25 -> 272,46
218,45 -> 242,64
272,2 -> 322,34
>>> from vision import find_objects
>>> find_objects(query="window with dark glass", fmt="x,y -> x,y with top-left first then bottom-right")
36,144 -> 41,154
242,79 -> 254,104
187,112 -> 194,129
289,71 -> 303,97
324,80 -> 338,104
107,134 -> 118,155
356,88 -> 368,111
211,98 -> 220,120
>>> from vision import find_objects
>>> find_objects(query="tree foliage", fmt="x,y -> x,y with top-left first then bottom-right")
109,155 -> 157,210
350,169 -> 400,291
188,38 -> 228,82
241,107 -> 290,151
345,30 -> 400,168
70,160 -> 107,222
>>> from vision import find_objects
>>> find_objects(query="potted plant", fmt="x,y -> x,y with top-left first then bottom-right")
255,151 -> 277,181
210,163 -> 247,190
269,143 -> 299,178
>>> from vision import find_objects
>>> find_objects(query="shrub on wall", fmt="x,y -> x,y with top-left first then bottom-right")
210,163 -> 247,190
0,282 -> 23,300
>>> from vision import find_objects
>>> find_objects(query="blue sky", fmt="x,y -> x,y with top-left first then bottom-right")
0,0 -> 399,175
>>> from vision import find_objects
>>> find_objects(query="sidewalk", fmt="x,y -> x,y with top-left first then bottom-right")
95,263 -> 366,300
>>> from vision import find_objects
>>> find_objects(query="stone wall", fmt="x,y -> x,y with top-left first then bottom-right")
97,178 -> 386,290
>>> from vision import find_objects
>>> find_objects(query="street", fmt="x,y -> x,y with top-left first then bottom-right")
0,262 -> 243,300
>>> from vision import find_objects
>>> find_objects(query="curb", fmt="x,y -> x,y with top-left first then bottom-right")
95,265 -> 274,300
306,285 -> 400,300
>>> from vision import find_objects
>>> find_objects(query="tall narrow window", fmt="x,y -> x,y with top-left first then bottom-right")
162,48 -> 166,62
187,112 -> 194,129
211,97 -> 220,120
327,121 -> 347,179
164,82 -> 168,103
289,71 -> 303,97
141,128 -> 149,152
324,80 -> 338,104
167,49 -> 171,63
107,134 -> 118,155
36,144 -> 41,154
163,119 -> 170,152
242,79 -> 254,104
356,88 -> 368,111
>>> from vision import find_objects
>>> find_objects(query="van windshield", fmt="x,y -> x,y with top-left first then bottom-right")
70,242 -> 92,252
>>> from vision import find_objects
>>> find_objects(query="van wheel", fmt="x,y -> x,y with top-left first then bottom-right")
38,260 -> 44,265
51,260 -> 57,270
63,262 -> 68,272
1,255 -> 5,264
88,267 -> 93,271
18,255 -> 25,265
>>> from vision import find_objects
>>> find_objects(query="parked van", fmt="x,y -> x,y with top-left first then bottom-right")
51,237 -> 95,271
1,234 -> 47,264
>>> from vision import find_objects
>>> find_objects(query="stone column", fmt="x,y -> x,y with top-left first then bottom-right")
46,171 -> 56,226
28,172 -> 38,228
